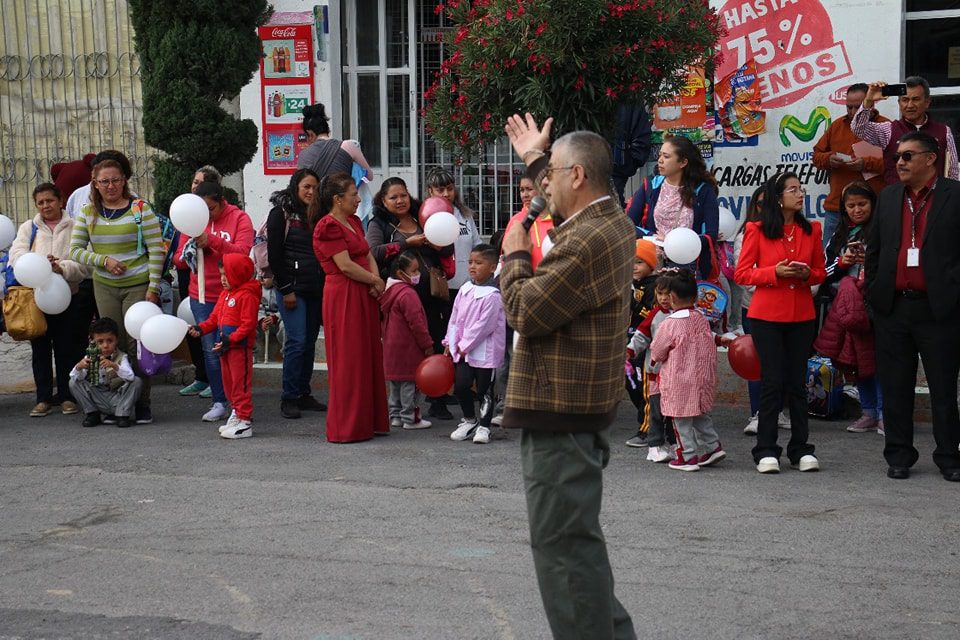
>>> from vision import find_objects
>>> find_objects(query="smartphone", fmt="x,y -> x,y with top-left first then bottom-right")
881,83 -> 907,97
848,241 -> 865,254
788,261 -> 809,269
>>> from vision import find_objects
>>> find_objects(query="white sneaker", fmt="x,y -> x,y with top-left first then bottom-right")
450,420 -> 478,441
473,426 -> 490,444
491,415 -> 503,426
218,410 -> 239,434
403,419 -> 432,430
778,412 -> 791,430
220,420 -> 253,439
757,457 -> 780,474
744,413 -> 759,435
202,402 -> 229,422
646,446 -> 673,463
390,417 -> 403,428
794,454 -> 820,472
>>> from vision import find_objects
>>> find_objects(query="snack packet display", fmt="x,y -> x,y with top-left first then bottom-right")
715,60 -> 765,139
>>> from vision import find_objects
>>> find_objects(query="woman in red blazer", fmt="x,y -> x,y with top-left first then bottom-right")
735,172 -> 826,474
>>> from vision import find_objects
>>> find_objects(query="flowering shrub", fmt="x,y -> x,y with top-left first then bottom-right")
423,0 -> 723,154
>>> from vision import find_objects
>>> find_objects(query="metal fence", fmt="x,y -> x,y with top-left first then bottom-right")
0,0 -> 152,223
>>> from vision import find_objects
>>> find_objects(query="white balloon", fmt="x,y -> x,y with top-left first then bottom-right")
718,207 -> 738,242
663,227 -> 702,265
0,215 -> 16,250
140,314 -> 189,355
169,193 -> 209,237
34,273 -> 72,314
124,300 -> 162,341
176,297 -> 196,325
423,211 -> 459,246
12,252 -> 53,288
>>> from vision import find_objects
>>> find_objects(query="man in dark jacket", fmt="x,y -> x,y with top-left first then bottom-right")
864,131 -> 960,482
502,113 -> 637,639
611,104 -> 652,206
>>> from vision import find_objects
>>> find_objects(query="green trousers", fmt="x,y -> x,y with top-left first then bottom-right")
521,428 -> 636,640
92,280 -> 150,407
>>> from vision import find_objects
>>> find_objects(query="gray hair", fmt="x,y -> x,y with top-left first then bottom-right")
554,131 -> 613,189
196,165 -> 223,184
905,76 -> 930,99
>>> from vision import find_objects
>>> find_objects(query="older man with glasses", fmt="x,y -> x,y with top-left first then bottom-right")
865,131 -> 960,482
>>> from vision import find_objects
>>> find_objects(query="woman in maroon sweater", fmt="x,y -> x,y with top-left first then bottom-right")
735,172 -> 826,474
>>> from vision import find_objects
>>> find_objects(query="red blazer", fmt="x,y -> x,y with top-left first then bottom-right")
735,220 -> 826,322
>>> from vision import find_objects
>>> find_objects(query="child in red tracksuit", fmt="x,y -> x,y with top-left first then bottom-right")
188,254 -> 261,439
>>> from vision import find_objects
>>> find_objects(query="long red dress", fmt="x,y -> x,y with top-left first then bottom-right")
313,215 -> 389,442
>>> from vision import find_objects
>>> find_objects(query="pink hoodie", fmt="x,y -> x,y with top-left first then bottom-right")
173,202 -> 255,302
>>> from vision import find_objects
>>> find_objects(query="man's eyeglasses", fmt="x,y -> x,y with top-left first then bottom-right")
95,178 -> 124,187
893,150 -> 934,162
544,165 -> 577,179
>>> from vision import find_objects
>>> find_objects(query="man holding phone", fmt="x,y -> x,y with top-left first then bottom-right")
813,83 -> 888,246
852,76 -> 958,185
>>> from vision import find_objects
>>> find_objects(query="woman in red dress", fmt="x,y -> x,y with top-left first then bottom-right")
312,173 -> 389,442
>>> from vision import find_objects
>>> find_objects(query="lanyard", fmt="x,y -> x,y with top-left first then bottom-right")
906,182 -> 935,248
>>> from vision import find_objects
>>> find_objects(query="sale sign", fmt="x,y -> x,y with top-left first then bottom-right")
715,0 -> 852,109
259,24 -> 315,174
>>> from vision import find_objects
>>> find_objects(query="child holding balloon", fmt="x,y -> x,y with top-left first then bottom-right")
380,251 -> 435,430
444,244 -> 505,444
187,254 -> 261,439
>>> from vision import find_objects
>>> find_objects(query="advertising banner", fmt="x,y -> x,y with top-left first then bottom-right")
258,24 -> 314,174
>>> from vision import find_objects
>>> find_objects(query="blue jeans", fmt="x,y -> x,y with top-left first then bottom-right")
277,294 -> 322,401
190,298 -> 227,404
821,210 -> 840,249
857,376 -> 884,419
742,313 -> 761,415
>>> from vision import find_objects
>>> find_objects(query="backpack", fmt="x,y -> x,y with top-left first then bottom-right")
252,213 -> 289,280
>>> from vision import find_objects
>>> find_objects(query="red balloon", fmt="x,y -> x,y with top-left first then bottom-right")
728,335 -> 761,381
415,354 -> 455,397
419,196 -> 453,228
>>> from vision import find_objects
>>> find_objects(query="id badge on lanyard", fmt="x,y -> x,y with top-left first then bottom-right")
906,185 -> 934,268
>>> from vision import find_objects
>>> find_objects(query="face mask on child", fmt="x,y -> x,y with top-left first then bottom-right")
403,272 -> 420,285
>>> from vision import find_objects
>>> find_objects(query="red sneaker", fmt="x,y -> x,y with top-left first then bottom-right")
698,446 -> 727,467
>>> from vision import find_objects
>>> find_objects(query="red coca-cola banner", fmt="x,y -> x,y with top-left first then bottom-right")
258,24 -> 315,174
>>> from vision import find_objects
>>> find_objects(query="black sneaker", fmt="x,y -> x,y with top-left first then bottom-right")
280,399 -> 302,419
135,406 -> 153,424
298,395 -> 327,412
116,416 -> 132,428
428,402 -> 454,420
82,412 -> 101,428
102,415 -> 118,425
625,433 -> 650,448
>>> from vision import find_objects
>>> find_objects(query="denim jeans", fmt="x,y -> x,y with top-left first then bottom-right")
190,297 -> 226,404
857,376 -> 884,419
821,210 -> 840,249
742,313 -> 761,415
277,294 -> 322,401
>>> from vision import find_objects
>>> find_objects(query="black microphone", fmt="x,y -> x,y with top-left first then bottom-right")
522,196 -> 548,231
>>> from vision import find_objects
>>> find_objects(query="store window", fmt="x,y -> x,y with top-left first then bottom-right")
904,3 -> 960,140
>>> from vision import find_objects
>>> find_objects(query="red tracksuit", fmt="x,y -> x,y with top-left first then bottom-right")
198,254 -> 261,421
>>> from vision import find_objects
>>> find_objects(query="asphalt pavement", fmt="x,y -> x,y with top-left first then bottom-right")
1,382 -> 958,640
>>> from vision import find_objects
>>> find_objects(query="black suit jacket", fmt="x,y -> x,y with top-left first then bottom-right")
865,177 -> 960,322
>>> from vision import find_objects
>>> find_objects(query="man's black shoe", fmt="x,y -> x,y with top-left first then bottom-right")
82,412 -> 101,428
281,399 -> 302,419
298,395 -> 327,411
428,403 -> 454,420
887,466 -> 910,480
942,469 -> 960,482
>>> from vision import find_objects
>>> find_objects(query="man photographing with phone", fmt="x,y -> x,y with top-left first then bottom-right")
852,76 -> 958,184
500,113 -> 637,639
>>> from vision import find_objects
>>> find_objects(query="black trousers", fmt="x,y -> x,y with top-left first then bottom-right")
454,361 -> 494,427
31,297 -> 86,404
874,297 -> 960,472
750,318 -> 816,463
178,267 -> 207,384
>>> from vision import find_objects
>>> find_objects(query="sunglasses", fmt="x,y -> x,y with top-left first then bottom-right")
893,150 -> 933,162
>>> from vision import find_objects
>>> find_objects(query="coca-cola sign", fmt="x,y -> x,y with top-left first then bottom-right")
271,27 -> 297,38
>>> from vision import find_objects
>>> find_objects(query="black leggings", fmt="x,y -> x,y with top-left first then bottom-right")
454,361 -> 495,427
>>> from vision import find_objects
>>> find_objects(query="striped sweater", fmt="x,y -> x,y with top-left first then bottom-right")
70,199 -> 164,294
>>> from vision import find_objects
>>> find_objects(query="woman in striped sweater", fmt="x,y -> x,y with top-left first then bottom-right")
70,159 -> 165,424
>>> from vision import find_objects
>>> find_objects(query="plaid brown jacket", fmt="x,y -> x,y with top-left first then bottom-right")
500,196 -> 634,432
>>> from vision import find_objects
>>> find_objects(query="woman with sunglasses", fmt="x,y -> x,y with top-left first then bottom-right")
734,172 -> 826,474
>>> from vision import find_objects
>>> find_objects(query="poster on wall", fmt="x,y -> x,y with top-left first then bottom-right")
259,24 -> 314,174
708,0 -> 900,222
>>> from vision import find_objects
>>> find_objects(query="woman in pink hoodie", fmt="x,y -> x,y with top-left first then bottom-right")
380,251 -> 434,430
173,181 -> 254,423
